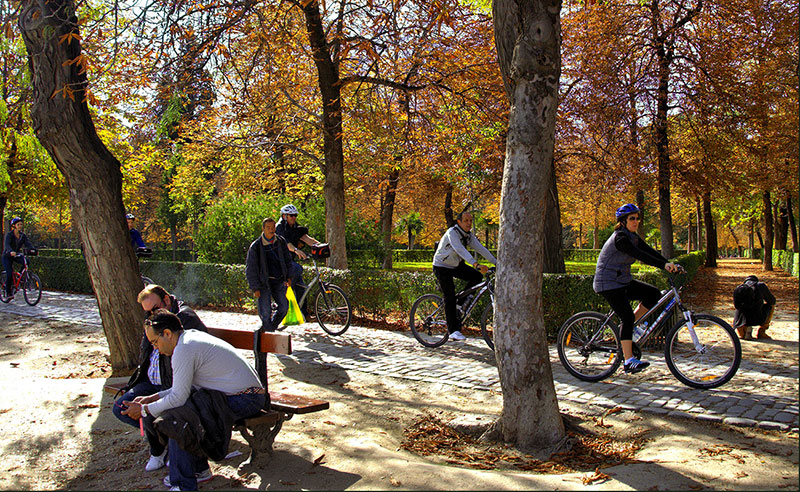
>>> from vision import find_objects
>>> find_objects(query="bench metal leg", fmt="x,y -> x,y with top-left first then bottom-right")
235,415 -> 287,474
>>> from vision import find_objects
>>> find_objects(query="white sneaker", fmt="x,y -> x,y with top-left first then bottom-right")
145,451 -> 167,472
163,468 -> 213,487
449,330 -> 467,341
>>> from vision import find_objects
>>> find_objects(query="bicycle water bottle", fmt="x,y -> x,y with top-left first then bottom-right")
633,323 -> 647,343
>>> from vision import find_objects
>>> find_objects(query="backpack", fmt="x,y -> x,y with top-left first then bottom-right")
733,281 -> 763,311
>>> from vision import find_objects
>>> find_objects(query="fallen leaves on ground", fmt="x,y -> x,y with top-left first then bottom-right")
400,414 -> 646,474
581,468 -> 611,485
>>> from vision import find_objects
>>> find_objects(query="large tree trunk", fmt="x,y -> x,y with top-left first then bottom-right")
775,200 -> 788,251
635,189 -> 645,235
492,0 -> 566,455
301,1 -> 347,269
696,199 -> 703,252
543,159 -> 565,273
702,193 -> 717,267
653,39 -> 674,259
787,193 -> 798,253
380,169 -> 400,270
748,219 -> 755,256
444,187 -> 455,227
762,191 -> 774,271
19,0 -> 144,372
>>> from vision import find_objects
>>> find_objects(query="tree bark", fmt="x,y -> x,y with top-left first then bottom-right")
444,187 -> 455,228
492,0 -> 566,454
543,159 -> 565,273
762,191 -> 774,271
18,0 -> 144,372
380,169 -> 400,270
653,38 -> 674,259
748,219 -> 755,256
635,189 -> 645,235
787,193 -> 798,253
696,199 -> 703,252
301,1 -> 347,269
702,192 -> 716,267
775,201 -> 788,251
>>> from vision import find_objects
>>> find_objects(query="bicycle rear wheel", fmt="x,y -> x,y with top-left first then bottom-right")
314,284 -> 351,335
23,273 -> 42,306
0,272 -> 9,303
409,294 -> 449,347
665,314 -> 741,389
557,311 -> 621,382
480,303 -> 495,350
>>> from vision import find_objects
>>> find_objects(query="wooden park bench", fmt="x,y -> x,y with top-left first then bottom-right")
104,327 -> 329,471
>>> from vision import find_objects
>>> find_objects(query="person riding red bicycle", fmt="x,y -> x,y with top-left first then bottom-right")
3,217 -> 35,301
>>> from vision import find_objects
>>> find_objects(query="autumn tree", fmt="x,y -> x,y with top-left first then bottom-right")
491,0 -> 566,454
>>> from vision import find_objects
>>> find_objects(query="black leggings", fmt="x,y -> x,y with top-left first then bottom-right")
433,262 -> 483,333
599,280 -> 662,341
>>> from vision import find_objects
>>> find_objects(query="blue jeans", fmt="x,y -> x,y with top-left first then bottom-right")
112,380 -> 165,456
257,279 -> 289,332
168,392 -> 266,491
2,254 -> 23,296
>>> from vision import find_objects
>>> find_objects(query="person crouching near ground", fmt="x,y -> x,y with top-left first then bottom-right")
121,310 -> 265,491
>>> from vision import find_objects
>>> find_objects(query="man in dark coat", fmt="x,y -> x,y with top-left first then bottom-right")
245,217 -> 293,332
733,275 -> 776,340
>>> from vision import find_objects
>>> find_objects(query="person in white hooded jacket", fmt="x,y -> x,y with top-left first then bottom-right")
432,211 -> 497,341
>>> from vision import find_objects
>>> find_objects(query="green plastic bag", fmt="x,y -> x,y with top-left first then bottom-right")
281,286 -> 305,326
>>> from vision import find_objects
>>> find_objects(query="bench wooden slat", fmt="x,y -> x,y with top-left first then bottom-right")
207,327 -> 291,355
269,392 -> 330,414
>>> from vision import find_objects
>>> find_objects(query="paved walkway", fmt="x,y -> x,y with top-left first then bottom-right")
1,291 -> 797,432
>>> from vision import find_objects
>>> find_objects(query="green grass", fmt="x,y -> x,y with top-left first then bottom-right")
392,260 -> 658,274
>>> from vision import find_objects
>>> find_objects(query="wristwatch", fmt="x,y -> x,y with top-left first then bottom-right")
141,404 -> 148,418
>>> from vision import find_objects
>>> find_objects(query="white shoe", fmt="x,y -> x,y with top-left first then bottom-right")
163,468 -> 213,487
145,451 -> 167,472
449,330 -> 467,341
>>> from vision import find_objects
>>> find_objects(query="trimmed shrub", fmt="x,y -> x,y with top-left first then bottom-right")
774,250 -> 799,277
32,257 -> 93,294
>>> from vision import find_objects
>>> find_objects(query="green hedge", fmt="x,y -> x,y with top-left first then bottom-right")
31,250 -> 705,339
774,250 -> 799,277
38,248 -> 194,262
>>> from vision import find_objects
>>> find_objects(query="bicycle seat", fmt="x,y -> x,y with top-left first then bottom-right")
136,247 -> 153,258
23,249 -> 38,257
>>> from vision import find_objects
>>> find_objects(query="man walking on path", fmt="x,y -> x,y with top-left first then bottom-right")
245,218 -> 294,332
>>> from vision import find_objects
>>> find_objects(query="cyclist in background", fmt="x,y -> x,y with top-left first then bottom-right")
3,217 -> 35,300
593,203 -> 679,374
432,211 -> 497,341
276,204 -> 320,316
127,213 -> 146,248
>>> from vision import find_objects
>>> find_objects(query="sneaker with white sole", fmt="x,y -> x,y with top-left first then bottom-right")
163,468 -> 213,488
449,330 -> 467,341
623,357 -> 650,374
144,451 -> 167,472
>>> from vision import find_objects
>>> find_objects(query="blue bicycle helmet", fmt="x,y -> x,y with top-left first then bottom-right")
125,213 -> 135,220
10,217 -> 22,226
615,203 -> 640,219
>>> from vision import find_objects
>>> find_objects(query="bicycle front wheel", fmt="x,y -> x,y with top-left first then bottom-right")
314,284 -> 351,335
23,273 -> 42,306
0,272 -> 9,303
557,311 -> 621,382
480,303 -> 495,350
409,294 -> 449,347
665,314 -> 741,389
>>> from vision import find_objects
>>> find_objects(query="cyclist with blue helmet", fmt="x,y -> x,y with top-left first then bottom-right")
593,204 -> 679,373
126,213 -> 146,249
3,217 -> 35,300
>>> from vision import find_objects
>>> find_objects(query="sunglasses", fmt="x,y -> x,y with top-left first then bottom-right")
288,214 -> 298,217
628,216 -> 641,221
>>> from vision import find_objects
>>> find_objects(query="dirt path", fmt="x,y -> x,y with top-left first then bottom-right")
0,259 -> 797,491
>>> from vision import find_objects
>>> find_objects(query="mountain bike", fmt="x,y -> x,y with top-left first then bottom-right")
556,269 -> 741,389
136,247 -> 155,286
1,249 -> 42,306
409,267 -> 496,348
288,243 -> 352,336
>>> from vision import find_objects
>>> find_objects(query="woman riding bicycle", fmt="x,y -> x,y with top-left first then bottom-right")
3,217 -> 35,300
593,204 -> 679,374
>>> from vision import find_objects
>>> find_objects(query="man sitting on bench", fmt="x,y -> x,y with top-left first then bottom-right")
121,310 -> 265,491
111,285 -> 207,473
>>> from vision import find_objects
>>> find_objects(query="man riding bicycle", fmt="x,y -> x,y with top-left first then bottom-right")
127,213 -> 146,249
432,211 -> 496,341
3,217 -> 35,300
276,204 -> 320,316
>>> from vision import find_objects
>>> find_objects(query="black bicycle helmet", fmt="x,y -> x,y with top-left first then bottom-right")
615,203 -> 640,220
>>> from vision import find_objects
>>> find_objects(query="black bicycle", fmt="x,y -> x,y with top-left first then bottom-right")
556,269 -> 741,389
409,267 -> 496,348
1,249 -> 42,306
136,247 -> 155,286
287,243 -> 352,336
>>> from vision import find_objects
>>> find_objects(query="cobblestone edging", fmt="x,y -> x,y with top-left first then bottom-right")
1,291 -> 797,432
